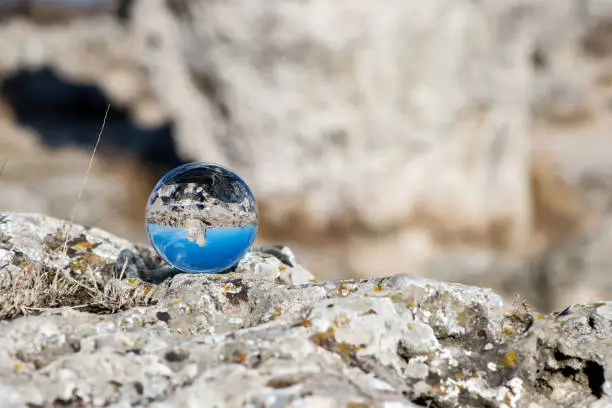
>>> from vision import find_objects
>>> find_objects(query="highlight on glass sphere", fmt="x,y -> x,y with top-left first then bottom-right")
145,162 -> 258,274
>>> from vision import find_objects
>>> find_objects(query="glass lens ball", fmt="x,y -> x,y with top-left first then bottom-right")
145,162 -> 258,273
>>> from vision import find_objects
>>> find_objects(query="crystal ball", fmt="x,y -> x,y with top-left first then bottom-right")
145,162 -> 258,273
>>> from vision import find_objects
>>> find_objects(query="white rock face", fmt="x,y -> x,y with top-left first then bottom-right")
175,0 -> 535,241
185,218 -> 207,247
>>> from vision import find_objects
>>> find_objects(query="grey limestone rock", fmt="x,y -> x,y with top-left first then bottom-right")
1,212 -> 612,407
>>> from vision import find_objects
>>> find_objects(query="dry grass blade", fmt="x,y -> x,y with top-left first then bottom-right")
56,104 -> 110,288
118,258 -> 128,280
0,156 -> 7,179
60,104 -> 110,259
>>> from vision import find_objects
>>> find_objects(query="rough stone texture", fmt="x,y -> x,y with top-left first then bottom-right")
0,212 -> 135,273
3,0 -> 612,312
1,213 -> 612,407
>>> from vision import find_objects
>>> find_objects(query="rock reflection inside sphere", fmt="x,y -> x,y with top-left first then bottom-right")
145,162 -> 258,273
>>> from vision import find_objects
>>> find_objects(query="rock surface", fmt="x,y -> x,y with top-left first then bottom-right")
1,212 -> 612,408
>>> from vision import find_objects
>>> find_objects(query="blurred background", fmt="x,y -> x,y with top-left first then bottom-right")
1,0 -> 612,312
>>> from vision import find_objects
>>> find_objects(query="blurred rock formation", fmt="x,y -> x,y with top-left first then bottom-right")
1,0 -> 612,310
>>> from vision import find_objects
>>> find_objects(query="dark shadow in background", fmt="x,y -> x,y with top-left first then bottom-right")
0,0 -> 135,24
0,67 -> 184,174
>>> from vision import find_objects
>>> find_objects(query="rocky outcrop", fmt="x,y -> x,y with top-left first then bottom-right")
3,0 -> 612,310
1,212 -> 612,407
